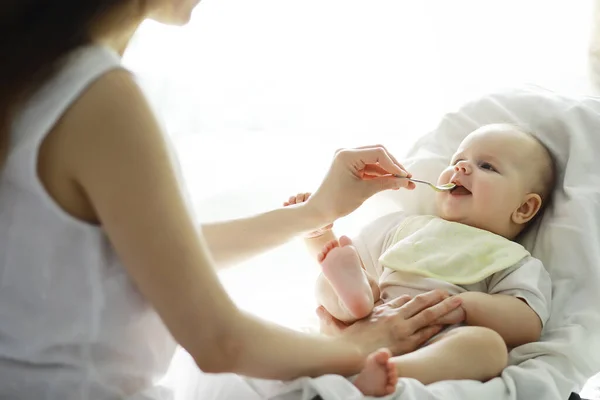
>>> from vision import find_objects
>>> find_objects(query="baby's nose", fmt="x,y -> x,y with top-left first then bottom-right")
454,161 -> 471,174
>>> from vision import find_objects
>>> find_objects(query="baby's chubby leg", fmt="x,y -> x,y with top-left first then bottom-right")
315,236 -> 379,323
390,326 -> 508,384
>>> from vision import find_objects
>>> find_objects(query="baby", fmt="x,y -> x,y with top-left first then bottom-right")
284,123 -> 555,396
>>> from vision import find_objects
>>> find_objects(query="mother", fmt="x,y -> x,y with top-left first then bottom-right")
0,1 -> 463,398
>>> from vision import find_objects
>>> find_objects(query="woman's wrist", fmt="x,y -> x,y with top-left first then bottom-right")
338,338 -> 368,376
295,201 -> 332,234
304,337 -> 366,378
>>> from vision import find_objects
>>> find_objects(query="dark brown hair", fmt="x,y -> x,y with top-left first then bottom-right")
0,0 -> 144,164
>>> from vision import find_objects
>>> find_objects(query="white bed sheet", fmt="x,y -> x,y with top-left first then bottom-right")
177,86 -> 600,400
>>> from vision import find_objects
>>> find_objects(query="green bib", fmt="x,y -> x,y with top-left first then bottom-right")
378,215 -> 529,285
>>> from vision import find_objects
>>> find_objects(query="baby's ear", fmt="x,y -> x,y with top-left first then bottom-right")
512,193 -> 542,225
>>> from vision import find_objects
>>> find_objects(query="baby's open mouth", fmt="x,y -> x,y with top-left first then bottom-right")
450,184 -> 472,195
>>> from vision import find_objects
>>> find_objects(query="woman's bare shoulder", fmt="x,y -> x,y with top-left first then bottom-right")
38,68 -> 158,223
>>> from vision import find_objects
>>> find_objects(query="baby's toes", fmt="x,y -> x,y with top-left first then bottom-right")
324,240 -> 339,252
387,361 -> 398,387
317,250 -> 328,262
388,370 -> 398,386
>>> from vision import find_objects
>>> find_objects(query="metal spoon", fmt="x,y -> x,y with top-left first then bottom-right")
394,175 -> 456,192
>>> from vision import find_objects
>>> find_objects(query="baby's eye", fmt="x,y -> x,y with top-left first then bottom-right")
451,159 -> 464,166
479,162 -> 496,172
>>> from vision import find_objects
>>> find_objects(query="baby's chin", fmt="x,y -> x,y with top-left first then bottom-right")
437,208 -> 471,225
440,213 -> 463,223
438,212 -> 501,235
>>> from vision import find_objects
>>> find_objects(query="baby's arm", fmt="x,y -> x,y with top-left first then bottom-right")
457,292 -> 542,348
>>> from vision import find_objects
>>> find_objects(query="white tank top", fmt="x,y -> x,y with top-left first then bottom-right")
0,46 -> 177,399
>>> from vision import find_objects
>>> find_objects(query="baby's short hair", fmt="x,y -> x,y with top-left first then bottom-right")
493,123 -> 557,205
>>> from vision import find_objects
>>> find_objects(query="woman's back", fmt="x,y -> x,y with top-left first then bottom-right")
0,45 -> 176,400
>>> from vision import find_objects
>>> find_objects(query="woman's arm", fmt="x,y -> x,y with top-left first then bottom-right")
458,292 -> 542,347
64,70 -> 371,378
204,152 -> 415,269
64,70 -> 461,379
201,203 -> 326,268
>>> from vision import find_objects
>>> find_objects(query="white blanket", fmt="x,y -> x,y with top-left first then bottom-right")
189,86 -> 600,399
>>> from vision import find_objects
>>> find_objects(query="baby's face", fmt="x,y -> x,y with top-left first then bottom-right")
435,125 -> 541,238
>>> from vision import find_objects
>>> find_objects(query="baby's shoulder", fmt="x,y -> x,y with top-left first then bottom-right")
511,254 -> 545,271
486,255 -> 546,284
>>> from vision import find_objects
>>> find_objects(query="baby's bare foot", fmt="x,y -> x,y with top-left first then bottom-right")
319,236 -> 373,319
354,349 -> 398,397
316,238 -> 339,262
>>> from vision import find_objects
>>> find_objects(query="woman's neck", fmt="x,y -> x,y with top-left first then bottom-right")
90,4 -> 145,56
95,25 -> 140,56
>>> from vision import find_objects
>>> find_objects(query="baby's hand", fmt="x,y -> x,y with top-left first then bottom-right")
283,192 -> 333,238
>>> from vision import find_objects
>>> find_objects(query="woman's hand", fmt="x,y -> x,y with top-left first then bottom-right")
306,145 -> 416,225
201,144 -> 415,268
316,290 -> 465,356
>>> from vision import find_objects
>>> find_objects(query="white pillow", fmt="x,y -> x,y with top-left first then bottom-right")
381,85 -> 600,398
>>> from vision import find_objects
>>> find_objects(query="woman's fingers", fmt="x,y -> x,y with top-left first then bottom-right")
398,290 -> 448,317
403,293 -> 463,331
340,147 -> 409,178
307,144 -> 412,223
432,306 -> 466,326
410,325 -> 444,348
362,147 -> 408,177
361,164 -> 412,186
338,146 -> 413,193
316,306 -> 347,335
385,294 -> 413,309
360,164 -> 392,178
352,144 -> 408,176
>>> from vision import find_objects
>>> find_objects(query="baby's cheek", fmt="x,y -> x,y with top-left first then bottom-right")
479,185 -> 507,211
474,183 -> 495,204
434,193 -> 445,210
437,169 -> 453,184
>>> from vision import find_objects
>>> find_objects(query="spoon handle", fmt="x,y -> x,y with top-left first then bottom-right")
393,175 -> 424,184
